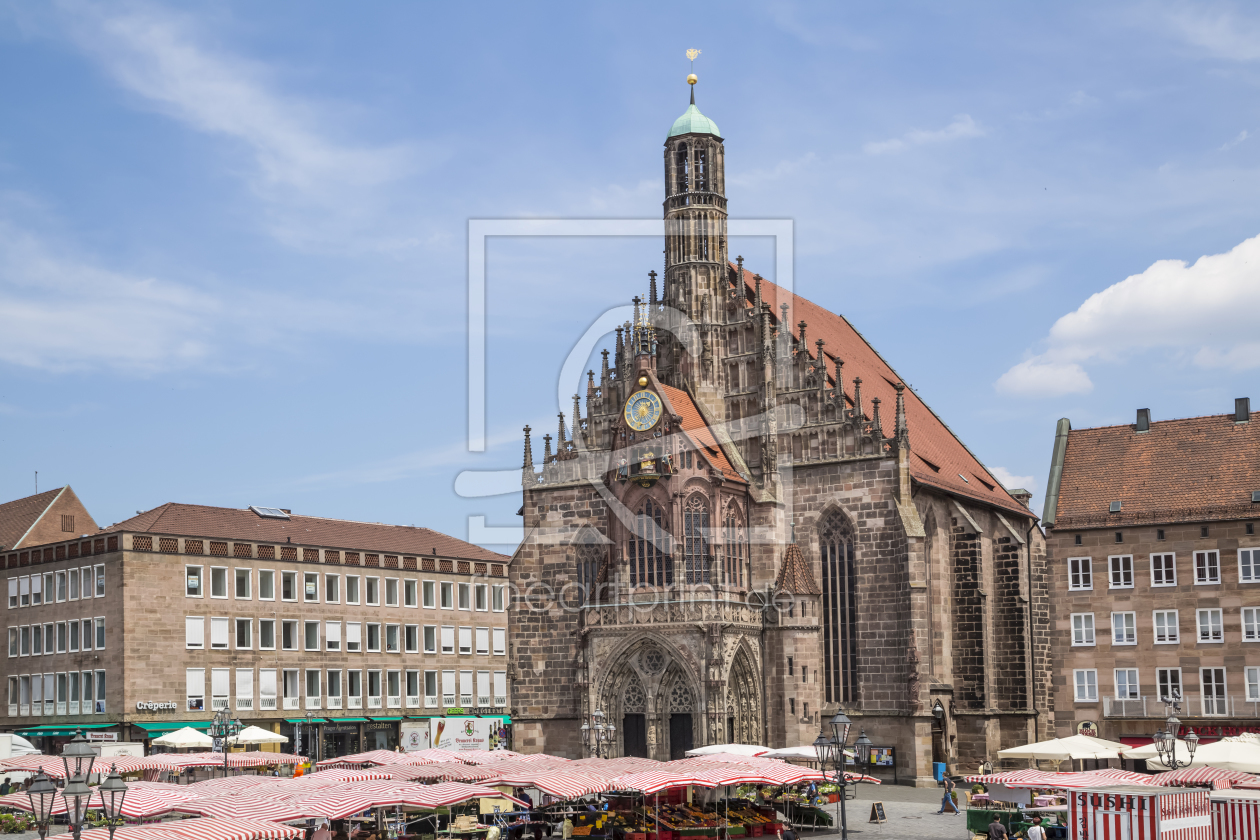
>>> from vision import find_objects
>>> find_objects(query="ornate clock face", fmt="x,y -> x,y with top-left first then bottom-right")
624,389 -> 663,432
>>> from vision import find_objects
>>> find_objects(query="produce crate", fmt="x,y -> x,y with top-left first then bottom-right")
727,826 -> 746,836
749,827 -> 762,837
629,833 -> 647,840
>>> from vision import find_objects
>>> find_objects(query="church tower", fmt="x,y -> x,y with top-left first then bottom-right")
660,73 -> 727,413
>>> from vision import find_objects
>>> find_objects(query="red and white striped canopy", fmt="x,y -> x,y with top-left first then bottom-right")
962,768 -> 1154,789
407,748 -> 470,764
504,772 -> 612,798
1152,766 -> 1257,789
315,749 -> 425,768
395,762 -> 502,782
78,817 -> 302,840
302,768 -> 395,784
0,754 -> 73,779
175,794 -> 307,823
608,768 -> 717,794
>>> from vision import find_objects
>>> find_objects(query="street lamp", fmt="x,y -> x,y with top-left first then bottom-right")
98,764 -> 129,840
582,708 -> 615,758
1153,693 -> 1199,771
61,771 -> 94,840
60,730 -> 96,780
814,712 -> 871,840
210,709 -> 244,777
26,772 -> 57,840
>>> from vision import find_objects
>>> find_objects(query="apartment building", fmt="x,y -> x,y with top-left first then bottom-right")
1043,399 -> 1260,751
1,501 -> 511,759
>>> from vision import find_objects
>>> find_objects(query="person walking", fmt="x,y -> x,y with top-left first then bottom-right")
1026,817 -> 1046,840
987,817 -> 1009,839
936,775 -> 960,815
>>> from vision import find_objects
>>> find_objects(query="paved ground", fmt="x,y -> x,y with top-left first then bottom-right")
792,784 -> 977,840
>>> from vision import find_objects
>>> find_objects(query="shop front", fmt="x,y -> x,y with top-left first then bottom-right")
364,718 -> 401,751
129,720 -> 213,753
15,723 -> 120,756
322,718 -> 366,759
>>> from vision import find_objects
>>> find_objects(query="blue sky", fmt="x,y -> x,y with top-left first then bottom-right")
1,2 -> 1259,552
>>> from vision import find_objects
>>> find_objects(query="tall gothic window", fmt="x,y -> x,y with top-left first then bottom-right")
694,146 -> 708,192
576,538 -> 603,604
820,510 -> 858,704
675,144 -> 689,194
628,500 -> 669,587
684,495 -> 709,585
724,508 -> 744,588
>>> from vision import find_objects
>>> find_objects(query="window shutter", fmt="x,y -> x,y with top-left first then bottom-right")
210,617 -> 229,648
260,669 -> 277,698
185,617 -> 204,648
236,668 -> 253,699
327,622 -> 341,643
476,627 -> 489,654
442,670 -> 455,697
460,670 -> 473,697
493,671 -> 507,699
8,578 -> 17,602
30,575 -> 41,597
492,628 -> 506,655
477,670 -> 490,698
346,623 -> 361,645
458,626 -> 472,651
186,668 -> 205,698
212,668 -> 229,696
441,626 -> 454,650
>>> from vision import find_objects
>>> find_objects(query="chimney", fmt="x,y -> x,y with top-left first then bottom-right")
1136,408 -> 1151,432
1236,397 -> 1251,423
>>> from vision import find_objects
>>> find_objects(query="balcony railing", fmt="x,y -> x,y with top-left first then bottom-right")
387,696 -> 401,709
494,695 -> 507,707
406,696 -> 419,709
259,696 -> 277,710
7,704 -> 15,717
212,697 -> 229,711
68,701 -> 79,715
348,696 -> 362,709
443,694 -> 455,707
1104,695 -> 1260,719
327,697 -> 342,709
368,696 -> 382,709
236,697 -> 252,711
477,695 -> 490,707
305,697 -> 321,710
460,694 -> 472,706
282,697 -> 299,710
425,696 -> 439,708
56,702 -> 66,715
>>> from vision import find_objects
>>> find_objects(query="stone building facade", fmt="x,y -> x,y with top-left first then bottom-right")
1043,401 -> 1260,751
507,80 -> 1050,783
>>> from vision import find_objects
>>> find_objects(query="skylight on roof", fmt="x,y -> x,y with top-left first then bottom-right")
250,506 -> 290,520
958,473 -> 970,483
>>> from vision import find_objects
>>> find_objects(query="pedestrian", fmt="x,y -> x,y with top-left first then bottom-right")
936,776 -> 959,815
1026,816 -> 1046,840
987,817 -> 1008,839
775,827 -> 797,840
0,777 -> 10,795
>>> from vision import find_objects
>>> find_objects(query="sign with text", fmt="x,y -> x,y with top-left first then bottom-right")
428,717 -> 505,752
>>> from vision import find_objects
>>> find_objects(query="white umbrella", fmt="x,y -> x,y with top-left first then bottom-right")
759,745 -> 854,761
685,744 -> 769,757
228,725 -> 289,745
1188,734 -> 1260,773
152,727 -> 214,749
1122,739 -> 1195,768
997,735 -> 1127,761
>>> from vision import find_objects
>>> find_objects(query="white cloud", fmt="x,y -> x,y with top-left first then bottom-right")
1166,7 -> 1260,61
990,466 -> 1035,493
56,1 -> 432,252
996,231 -> 1260,395
1220,129 -> 1249,150
863,114 -> 985,155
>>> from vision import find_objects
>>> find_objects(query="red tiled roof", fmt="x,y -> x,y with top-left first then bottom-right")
657,383 -> 748,484
736,266 -> 1031,517
0,488 -> 64,550
1054,411 -> 1260,528
775,543 -> 821,595
105,503 -> 509,563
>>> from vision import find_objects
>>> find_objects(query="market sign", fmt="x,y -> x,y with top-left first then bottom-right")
1077,721 -> 1099,737
428,717 -> 508,752
135,701 -> 178,712
87,732 -> 118,743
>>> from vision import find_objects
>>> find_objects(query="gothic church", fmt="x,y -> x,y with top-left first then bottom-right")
507,78 -> 1049,784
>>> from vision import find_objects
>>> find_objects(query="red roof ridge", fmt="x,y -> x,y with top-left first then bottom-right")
1069,410 -> 1257,433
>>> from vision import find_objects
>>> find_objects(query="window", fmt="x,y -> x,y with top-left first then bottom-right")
1195,550 -> 1221,584
1154,610 -> 1180,643
477,670 -> 491,706
186,617 -> 204,649
186,566 -> 203,597
19,576 -> 29,607
32,624 -> 42,656
304,573 -> 319,603
458,583 -> 472,610
460,669 -> 473,705
187,668 -> 205,711
348,670 -> 362,705
326,621 -> 341,651
1111,612 -> 1136,645
475,627 -> 489,655
236,668 -> 253,709
366,577 -> 380,606
42,624 -> 52,655
385,578 -> 399,607
1246,607 -> 1260,642
1241,548 -> 1260,583
1198,608 -> 1224,642
281,571 -> 297,601
1202,667 -> 1227,715
235,619 -> 252,649
68,621 -> 79,653
211,668 -> 229,710
346,622 -> 362,652
6,628 -> 15,657
325,574 -> 340,604
259,619 -> 275,650
1071,614 -> 1095,646
37,574 -> 49,605
474,584 -> 488,611
1202,526 -> 1210,537
304,621 -> 320,651
94,565 -> 104,597
387,670 -> 401,706
1115,531 -> 1124,543
440,582 -> 454,609
406,670 -> 420,706
1151,553 -> 1176,586
55,571 -> 66,602
235,568 -> 251,599
210,567 -> 228,598
493,671 -> 507,706
210,617 -> 228,649
258,570 -> 275,600
61,514 -> 74,532
306,670 -> 321,703
1074,669 -> 1098,702
366,623 -> 381,653
422,581 -> 435,608
20,626 -> 30,656
7,578 -> 16,609
441,625 -> 455,655
492,585 -> 505,612
327,669 -> 342,701
346,575 -> 360,605
386,624 -> 400,653
404,625 -> 419,653
1115,668 -> 1139,699
56,622 -> 66,653
1109,555 -> 1134,589
68,568 -> 79,600
283,670 -> 300,706
282,620 -> 298,651
458,626 -> 472,655
424,671 -> 438,707
367,670 -> 382,706
1069,558 -> 1092,590
260,669 -> 277,710
404,579 -> 418,608
424,626 -> 437,654
492,627 -> 506,655
1249,667 -> 1260,702
80,619 -> 92,651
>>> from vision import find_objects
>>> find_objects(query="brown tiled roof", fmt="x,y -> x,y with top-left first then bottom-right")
657,384 -> 748,484
736,266 -> 1031,517
0,488 -> 64,550
1054,411 -> 1260,529
775,543 -> 821,595
105,503 -> 509,563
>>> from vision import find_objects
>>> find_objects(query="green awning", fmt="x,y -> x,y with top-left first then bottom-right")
131,721 -> 213,737
283,719 -> 313,724
326,717 -> 368,723
407,714 -> 511,723
370,716 -> 403,722
16,723 -> 116,737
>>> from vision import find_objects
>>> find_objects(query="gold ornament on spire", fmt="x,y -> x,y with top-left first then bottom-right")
686,48 -> 700,62
686,48 -> 700,85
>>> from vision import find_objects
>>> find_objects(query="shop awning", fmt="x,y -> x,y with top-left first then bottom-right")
369,716 -> 403,722
130,721 -> 213,737
15,723 -> 117,737
326,717 -> 368,723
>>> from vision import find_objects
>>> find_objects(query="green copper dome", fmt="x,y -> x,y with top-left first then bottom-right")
668,101 -> 721,139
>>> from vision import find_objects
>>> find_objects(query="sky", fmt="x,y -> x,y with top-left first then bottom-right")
1,1 -> 1259,553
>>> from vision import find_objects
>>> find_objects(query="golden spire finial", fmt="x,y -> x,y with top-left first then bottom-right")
686,48 -> 700,86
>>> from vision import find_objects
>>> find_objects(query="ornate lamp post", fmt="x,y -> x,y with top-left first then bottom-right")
55,730 -> 98,840
1152,693 -> 1199,771
814,712 -> 872,840
26,772 -> 57,840
209,709 -> 244,776
98,764 -> 129,840
581,708 -> 616,758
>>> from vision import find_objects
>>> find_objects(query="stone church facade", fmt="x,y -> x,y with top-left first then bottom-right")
507,81 -> 1050,784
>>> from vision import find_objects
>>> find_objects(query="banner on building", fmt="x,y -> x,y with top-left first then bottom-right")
428,718 -> 507,752
401,722 -> 431,753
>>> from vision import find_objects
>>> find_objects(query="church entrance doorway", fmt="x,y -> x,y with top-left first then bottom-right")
670,714 -> 693,759
623,714 -> 648,758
